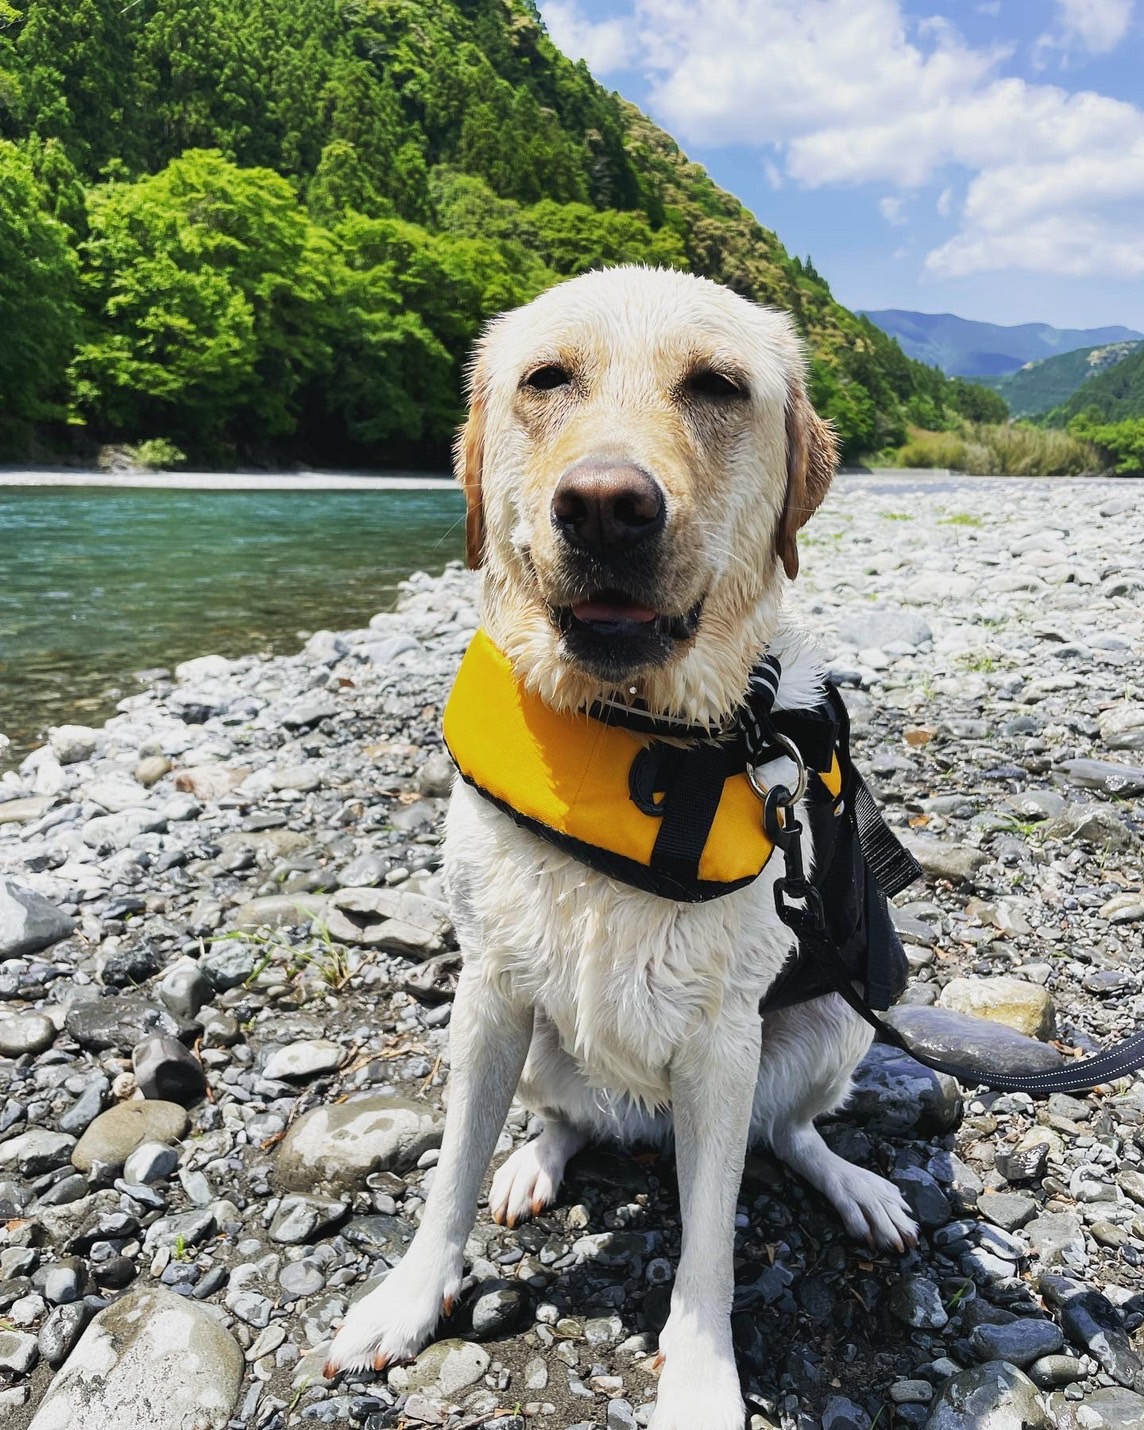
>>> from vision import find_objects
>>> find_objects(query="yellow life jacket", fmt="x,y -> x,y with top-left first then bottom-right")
442,628 -> 842,902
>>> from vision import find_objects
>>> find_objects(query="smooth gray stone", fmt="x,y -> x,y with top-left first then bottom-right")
26,1286 -> 243,1430
926,1362 -> 1054,1430
71,1101 -> 189,1172
65,997 -> 199,1053
280,697 -> 340,729
1050,1386 -> 1144,1429
59,1079 -> 108,1135
0,1012 -> 57,1057
278,1261 -> 325,1299
269,1195 -> 347,1245
1040,1274 -> 1143,1386
886,1274 -> 948,1330
902,837 -> 987,885
1027,1355 -> 1084,1389
198,941 -> 258,989
0,878 -> 75,959
470,1279 -> 527,1339
0,1328 -> 38,1374
157,960 -> 213,1019
884,1005 -> 1065,1078
37,1301 -> 92,1368
132,1034 -> 206,1105
276,1094 -> 444,1193
0,1129 -> 76,1177
262,1039 -> 343,1082
846,1043 -> 962,1136
978,1191 -> 1038,1232
1056,758 -> 1144,797
123,1141 -> 179,1185
970,1318 -> 1064,1366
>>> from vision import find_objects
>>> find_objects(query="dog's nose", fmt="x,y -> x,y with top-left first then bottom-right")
551,464 -> 665,553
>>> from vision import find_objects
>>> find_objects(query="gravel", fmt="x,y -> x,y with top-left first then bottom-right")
1,477 -> 1143,1429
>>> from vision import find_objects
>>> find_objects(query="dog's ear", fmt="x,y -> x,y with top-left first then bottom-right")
454,384 -> 487,570
775,374 -> 838,581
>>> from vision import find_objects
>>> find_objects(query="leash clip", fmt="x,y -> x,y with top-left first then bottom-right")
763,781 -> 826,933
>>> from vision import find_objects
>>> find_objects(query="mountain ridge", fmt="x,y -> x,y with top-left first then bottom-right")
862,309 -> 1143,379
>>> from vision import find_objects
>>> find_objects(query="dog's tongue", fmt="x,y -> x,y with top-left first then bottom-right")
572,597 -> 657,624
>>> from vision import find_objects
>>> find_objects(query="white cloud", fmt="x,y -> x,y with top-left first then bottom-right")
607,0 -> 1144,280
540,1 -> 636,74
879,195 -> 907,225
936,186 -> 953,216
1053,0 -> 1134,53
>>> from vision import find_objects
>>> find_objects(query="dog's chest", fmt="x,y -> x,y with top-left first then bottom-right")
446,783 -> 792,1102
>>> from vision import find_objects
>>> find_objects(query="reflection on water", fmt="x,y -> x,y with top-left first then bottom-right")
0,484 -> 465,763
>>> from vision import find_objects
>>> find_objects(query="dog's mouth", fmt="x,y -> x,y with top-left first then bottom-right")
552,590 -> 704,679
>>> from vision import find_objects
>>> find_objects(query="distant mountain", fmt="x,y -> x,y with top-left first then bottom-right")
1045,341 -> 1144,427
979,342 -> 1141,417
861,310 -> 1144,378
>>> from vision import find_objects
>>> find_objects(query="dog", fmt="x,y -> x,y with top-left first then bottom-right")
325,266 -> 918,1429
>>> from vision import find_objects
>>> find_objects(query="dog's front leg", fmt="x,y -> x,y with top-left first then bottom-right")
652,1001 -> 761,1430
325,962 -> 534,1375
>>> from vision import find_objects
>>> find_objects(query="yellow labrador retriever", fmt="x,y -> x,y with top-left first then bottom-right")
326,267 -> 916,1429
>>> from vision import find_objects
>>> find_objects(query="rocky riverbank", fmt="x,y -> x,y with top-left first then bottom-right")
1,476 -> 1143,1430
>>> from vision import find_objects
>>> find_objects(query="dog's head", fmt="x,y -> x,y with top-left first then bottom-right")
457,266 -> 836,723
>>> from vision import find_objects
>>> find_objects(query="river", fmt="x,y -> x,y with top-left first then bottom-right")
0,481 -> 464,764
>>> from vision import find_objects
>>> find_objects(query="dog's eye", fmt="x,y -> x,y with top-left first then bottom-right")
523,364 -> 571,392
686,368 -> 747,400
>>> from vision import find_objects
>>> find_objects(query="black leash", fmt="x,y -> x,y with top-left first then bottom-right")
764,773 -> 1144,1096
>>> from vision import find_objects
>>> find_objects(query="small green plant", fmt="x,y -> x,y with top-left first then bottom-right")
944,1279 -> 975,1312
881,511 -> 914,521
940,512 -> 983,527
173,1232 -> 188,1261
129,438 -> 186,470
957,652 -> 996,673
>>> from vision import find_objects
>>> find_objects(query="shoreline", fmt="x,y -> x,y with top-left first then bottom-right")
3,466 -> 1142,491
0,470 -> 454,490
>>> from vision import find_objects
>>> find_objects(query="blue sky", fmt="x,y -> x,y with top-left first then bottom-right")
537,0 -> 1144,331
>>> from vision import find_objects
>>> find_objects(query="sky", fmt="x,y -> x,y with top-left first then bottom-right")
536,0 -> 1144,331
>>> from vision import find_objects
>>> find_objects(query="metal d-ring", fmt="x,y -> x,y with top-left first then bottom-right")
746,731 -> 808,806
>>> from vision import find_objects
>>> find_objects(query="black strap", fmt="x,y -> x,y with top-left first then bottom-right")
649,742 -> 729,887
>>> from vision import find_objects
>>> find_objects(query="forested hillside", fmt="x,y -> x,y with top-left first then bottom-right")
1047,342 -> 1144,427
979,342 -> 1140,418
0,0 -> 997,466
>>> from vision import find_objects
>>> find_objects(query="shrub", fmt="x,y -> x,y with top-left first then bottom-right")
1068,416 -> 1144,476
132,438 -> 187,470
894,423 -> 1098,476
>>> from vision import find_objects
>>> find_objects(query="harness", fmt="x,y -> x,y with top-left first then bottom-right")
444,629 -> 1144,1096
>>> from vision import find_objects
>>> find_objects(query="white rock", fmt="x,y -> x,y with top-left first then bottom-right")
27,1286 -> 243,1430
50,724 -> 100,764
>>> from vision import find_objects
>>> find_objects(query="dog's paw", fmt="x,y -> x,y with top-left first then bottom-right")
650,1353 -> 745,1430
324,1254 -> 462,1376
489,1136 -> 566,1227
828,1163 -> 918,1253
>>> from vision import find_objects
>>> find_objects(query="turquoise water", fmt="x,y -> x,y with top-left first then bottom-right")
0,484 -> 465,763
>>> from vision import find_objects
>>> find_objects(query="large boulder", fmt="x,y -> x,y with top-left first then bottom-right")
27,1286 -> 243,1430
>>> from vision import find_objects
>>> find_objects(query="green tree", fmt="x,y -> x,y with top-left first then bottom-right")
73,150 -> 331,444
0,139 -> 78,425
8,0 -> 139,175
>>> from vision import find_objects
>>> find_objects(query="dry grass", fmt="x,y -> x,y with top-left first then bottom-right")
895,423 -> 1098,476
